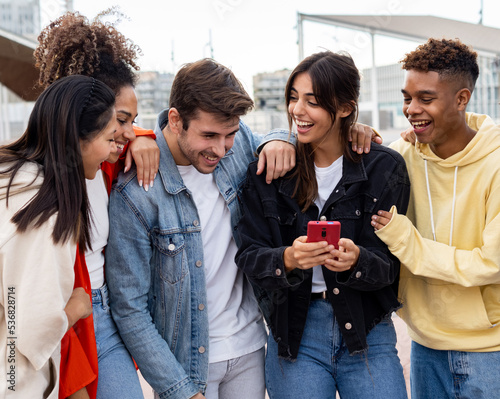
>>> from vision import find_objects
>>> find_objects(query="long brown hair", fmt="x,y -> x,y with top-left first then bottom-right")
0,75 -> 115,250
286,51 -> 361,211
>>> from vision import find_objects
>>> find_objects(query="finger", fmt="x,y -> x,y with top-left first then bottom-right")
124,150 -> 132,174
265,153 -> 277,184
256,152 -> 266,176
135,156 -> 144,189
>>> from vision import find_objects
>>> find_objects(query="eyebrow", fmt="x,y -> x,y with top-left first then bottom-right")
117,109 -> 135,118
290,87 -> 316,97
401,89 -> 437,96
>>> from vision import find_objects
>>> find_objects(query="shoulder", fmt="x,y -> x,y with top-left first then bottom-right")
363,142 -> 407,167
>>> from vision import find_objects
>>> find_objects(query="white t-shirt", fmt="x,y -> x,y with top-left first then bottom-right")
85,170 -> 109,289
312,156 -> 343,292
178,165 -> 267,363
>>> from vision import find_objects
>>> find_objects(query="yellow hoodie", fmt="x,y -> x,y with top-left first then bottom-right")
376,113 -> 500,352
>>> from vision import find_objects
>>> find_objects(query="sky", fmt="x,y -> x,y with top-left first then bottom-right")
46,0 -> 500,95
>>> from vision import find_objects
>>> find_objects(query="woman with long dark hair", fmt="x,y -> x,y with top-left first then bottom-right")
34,11 -> 158,398
0,75 -> 116,399
236,51 -> 410,398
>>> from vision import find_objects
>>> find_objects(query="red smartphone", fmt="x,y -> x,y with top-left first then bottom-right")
307,221 -> 341,249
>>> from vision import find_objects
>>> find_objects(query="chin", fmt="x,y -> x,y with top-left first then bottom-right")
106,154 -> 120,164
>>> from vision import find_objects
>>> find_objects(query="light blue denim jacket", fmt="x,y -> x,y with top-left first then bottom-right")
105,109 -> 292,399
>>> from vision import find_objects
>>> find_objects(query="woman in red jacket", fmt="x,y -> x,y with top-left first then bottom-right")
35,10 -> 159,399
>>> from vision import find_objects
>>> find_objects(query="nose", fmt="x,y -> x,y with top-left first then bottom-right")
110,139 -> 117,155
404,99 -> 421,117
291,98 -> 305,118
123,125 -> 136,141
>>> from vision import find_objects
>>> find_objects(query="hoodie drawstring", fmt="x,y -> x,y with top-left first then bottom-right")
424,160 -> 458,246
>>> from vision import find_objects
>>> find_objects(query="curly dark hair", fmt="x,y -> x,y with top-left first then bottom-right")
34,8 -> 141,93
400,38 -> 479,91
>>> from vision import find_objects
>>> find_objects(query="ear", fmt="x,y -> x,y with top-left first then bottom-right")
168,108 -> 183,134
338,101 -> 355,118
456,88 -> 471,111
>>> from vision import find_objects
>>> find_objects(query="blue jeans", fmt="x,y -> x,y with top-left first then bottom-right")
411,341 -> 500,399
92,284 -> 144,399
205,347 -> 265,399
265,299 -> 407,399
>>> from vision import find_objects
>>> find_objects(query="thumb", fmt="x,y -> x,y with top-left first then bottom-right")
256,152 -> 266,175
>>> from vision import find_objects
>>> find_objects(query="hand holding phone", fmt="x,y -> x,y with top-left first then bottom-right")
306,221 -> 341,249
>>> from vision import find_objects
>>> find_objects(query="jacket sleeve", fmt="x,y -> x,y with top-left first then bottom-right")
105,188 -> 200,399
2,217 -> 74,371
376,204 -> 500,288
335,157 -> 411,291
235,164 -> 305,291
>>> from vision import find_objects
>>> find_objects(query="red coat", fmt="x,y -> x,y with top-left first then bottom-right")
59,126 -> 155,398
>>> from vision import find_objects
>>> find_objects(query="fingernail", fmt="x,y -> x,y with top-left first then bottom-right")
144,184 -> 149,192
150,180 -> 154,188
124,166 -> 129,173
353,145 -> 357,151
139,180 -> 143,187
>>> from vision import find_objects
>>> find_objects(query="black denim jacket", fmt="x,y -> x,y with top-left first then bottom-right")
235,143 -> 410,358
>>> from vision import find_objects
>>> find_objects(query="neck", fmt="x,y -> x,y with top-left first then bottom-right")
163,125 -> 184,165
311,135 -> 343,167
430,123 -> 476,159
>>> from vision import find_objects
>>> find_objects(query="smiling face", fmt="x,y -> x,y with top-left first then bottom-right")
80,110 -> 118,179
288,72 -> 335,146
288,72 -> 351,152
171,109 -> 239,174
106,85 -> 138,163
402,70 -> 467,156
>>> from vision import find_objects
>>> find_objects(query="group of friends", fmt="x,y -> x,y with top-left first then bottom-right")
0,9 -> 499,399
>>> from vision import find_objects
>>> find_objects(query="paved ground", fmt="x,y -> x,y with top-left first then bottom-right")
138,313 -> 412,399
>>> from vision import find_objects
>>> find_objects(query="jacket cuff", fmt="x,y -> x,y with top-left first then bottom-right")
256,128 -> 295,154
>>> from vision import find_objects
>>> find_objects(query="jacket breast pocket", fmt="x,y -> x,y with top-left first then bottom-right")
152,234 -> 188,284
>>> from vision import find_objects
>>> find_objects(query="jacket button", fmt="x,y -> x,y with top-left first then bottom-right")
320,215 -> 327,221
198,346 -> 206,354
373,198 -> 378,202
168,244 -> 176,251
193,220 -> 200,226
275,268 -> 282,276
345,323 -> 352,330
195,260 -> 202,267
333,288 -> 340,295
355,271 -> 362,278
355,210 -> 361,216
198,304 -> 205,311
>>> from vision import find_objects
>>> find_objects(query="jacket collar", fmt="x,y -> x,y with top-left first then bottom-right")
155,110 -> 188,195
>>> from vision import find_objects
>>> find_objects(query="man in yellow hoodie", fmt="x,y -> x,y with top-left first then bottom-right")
371,38 -> 500,398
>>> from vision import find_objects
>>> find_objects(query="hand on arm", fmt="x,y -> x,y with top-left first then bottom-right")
256,140 -> 296,184
283,236 -> 334,273
349,122 -> 382,154
400,126 -> 416,144
64,287 -> 92,331
124,136 -> 160,191
370,210 -> 393,231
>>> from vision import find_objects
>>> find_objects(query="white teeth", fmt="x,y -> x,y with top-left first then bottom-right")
116,143 -> 124,150
411,121 -> 429,126
296,120 -> 313,127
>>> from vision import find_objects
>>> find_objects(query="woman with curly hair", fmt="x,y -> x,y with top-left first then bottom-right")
34,10 -> 157,399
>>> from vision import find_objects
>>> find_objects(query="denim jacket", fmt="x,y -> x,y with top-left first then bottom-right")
105,110 -> 292,399
235,143 -> 411,358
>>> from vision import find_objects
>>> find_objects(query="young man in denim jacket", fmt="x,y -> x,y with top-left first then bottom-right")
105,59 -> 297,399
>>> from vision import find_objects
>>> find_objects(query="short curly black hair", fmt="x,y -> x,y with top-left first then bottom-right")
400,38 -> 479,91
34,8 -> 141,94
